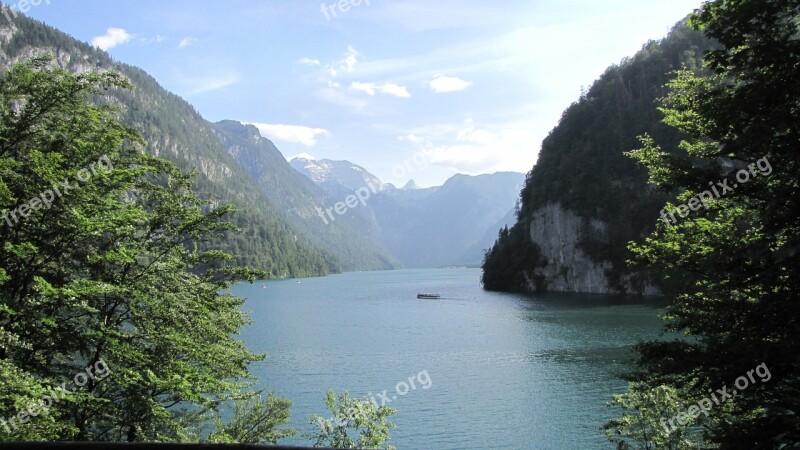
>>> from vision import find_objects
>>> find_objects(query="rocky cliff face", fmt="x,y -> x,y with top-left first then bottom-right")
527,203 -> 612,293
525,203 -> 661,294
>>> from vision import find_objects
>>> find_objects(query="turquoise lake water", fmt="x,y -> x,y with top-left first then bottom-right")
233,268 -> 664,449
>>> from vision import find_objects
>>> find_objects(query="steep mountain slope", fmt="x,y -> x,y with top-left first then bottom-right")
482,22 -> 715,294
290,157 -> 385,194
211,121 -> 400,271
290,158 -> 525,268
1,13 -> 335,277
372,172 -> 524,268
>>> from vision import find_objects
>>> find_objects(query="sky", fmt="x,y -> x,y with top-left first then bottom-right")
18,0 -> 701,187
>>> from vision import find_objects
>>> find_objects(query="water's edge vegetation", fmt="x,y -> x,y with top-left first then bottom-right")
2,0 -> 799,448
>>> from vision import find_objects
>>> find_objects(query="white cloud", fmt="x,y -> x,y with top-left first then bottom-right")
298,57 -> 321,66
350,81 -> 376,96
400,120 -> 536,174
315,87 -> 369,112
397,134 -> 425,144
349,81 -> 410,98
91,28 -> 133,51
178,37 -> 194,49
139,35 -> 166,44
429,74 -> 473,93
313,46 -> 414,109
380,83 -> 411,98
341,46 -> 359,72
184,73 -> 239,95
328,45 -> 360,78
248,123 -> 332,147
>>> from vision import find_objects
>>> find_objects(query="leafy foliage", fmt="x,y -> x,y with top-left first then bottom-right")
481,225 -> 545,292
608,0 -> 800,447
604,383 -> 700,450
0,58 -> 296,442
208,394 -> 295,445
0,359 -> 77,440
308,390 -> 396,450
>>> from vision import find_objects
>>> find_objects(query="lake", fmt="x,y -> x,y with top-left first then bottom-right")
234,268 -> 664,449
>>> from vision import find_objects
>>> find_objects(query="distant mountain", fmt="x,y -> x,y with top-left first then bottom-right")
0,13 -> 397,276
462,206 -> 518,265
213,122 -> 400,271
482,21 -> 715,294
290,157 -> 384,194
401,179 -> 419,190
372,172 -> 524,268
0,13 -> 524,275
289,157 -> 525,268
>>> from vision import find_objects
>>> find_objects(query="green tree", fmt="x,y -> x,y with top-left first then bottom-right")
604,383 -> 699,450
208,394 -> 295,444
308,390 -> 396,450
481,225 -> 545,292
608,0 -> 800,447
0,359 -> 77,440
0,58 -> 292,442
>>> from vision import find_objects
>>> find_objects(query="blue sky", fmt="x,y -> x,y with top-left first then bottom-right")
19,0 -> 700,187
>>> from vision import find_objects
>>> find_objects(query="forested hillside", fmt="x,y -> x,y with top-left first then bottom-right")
212,120 -> 400,272
1,13 -> 336,277
482,21 -> 714,294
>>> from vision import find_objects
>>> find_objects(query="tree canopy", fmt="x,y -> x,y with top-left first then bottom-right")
0,57 -> 294,442
606,0 -> 800,447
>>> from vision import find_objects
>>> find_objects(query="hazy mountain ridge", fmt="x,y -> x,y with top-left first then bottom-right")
377,172 -> 524,268
401,179 -> 419,190
289,156 -> 525,268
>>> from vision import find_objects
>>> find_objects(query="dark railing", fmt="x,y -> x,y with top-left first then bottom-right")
0,444 -> 332,450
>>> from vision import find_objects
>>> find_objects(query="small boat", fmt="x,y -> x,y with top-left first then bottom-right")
417,293 -> 440,299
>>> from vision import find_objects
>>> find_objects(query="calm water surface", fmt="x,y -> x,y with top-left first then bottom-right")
234,268 -> 664,449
